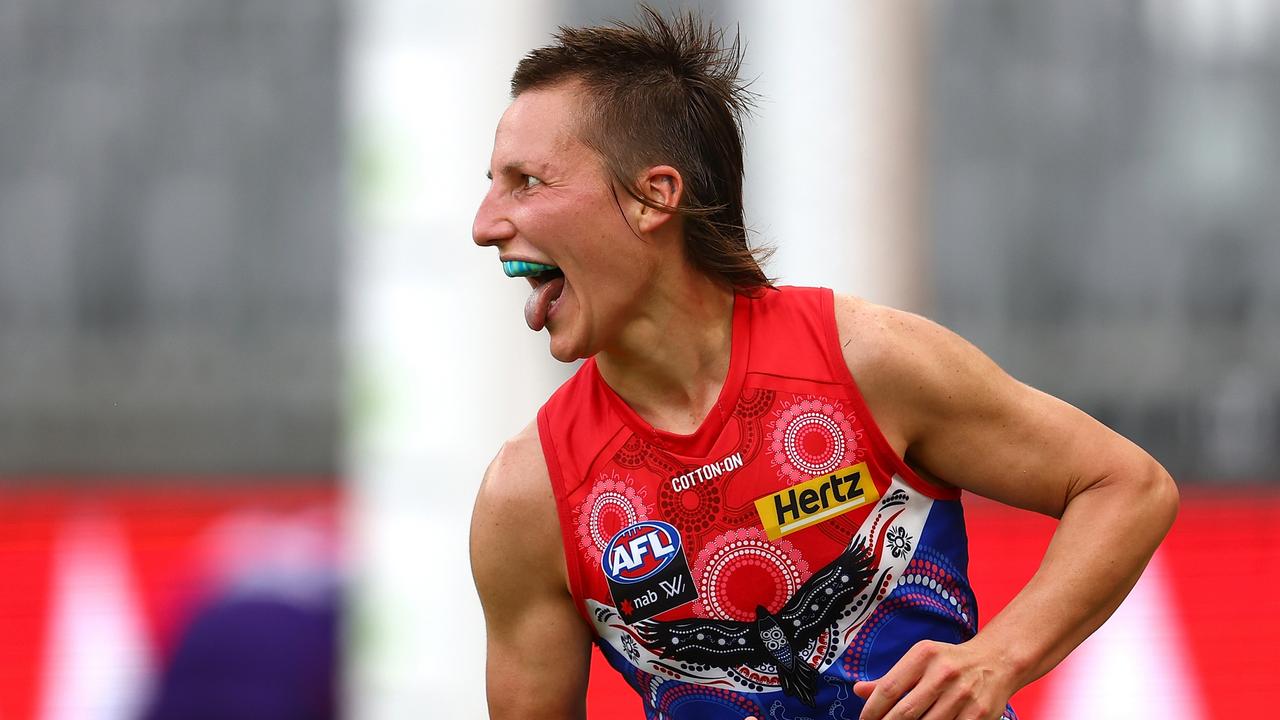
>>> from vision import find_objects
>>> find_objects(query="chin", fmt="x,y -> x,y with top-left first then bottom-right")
549,347 -> 580,364
547,328 -> 591,364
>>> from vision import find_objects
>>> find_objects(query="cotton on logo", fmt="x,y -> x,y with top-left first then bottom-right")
601,521 -> 682,584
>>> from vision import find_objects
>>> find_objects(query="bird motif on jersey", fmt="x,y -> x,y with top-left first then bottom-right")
635,536 -> 878,706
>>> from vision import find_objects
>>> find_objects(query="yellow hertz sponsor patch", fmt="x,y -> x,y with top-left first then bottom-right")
755,463 -> 879,540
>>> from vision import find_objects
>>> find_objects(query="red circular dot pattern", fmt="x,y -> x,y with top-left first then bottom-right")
575,471 -> 649,563
692,527 -> 810,622
769,396 -> 862,485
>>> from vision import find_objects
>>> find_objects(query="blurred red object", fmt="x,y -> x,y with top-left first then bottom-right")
0,481 -> 338,720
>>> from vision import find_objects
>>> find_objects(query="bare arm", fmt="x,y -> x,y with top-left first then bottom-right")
470,422 -> 592,720
835,295 -> 1179,720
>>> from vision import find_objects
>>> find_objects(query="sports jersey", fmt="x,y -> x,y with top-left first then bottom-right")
538,286 -> 1016,720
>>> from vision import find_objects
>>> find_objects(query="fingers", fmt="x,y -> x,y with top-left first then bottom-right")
916,683 -> 968,720
857,639 -> 1008,720
917,670 -> 1006,720
857,641 -> 935,719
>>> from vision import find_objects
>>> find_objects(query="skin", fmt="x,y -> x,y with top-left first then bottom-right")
470,82 -> 1179,720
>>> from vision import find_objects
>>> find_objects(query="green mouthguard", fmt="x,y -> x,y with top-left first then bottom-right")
503,260 -> 558,278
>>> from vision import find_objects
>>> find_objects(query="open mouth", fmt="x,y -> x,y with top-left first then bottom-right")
502,260 -> 557,278
504,261 -> 566,332
502,260 -> 564,289
522,263 -> 563,288
526,265 -> 564,288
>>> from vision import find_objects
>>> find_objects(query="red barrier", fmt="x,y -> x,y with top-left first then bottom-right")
0,482 -> 338,720
0,485 -> 1273,719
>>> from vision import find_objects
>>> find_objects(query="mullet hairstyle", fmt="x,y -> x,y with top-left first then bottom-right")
511,5 -> 774,293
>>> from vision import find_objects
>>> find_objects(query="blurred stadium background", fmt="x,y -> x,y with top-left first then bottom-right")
1,0 -> 1276,718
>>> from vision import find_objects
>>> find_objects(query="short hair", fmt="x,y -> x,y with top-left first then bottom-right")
511,5 -> 773,292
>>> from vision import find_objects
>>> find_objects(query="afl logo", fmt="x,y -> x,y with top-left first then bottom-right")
602,521 -> 682,584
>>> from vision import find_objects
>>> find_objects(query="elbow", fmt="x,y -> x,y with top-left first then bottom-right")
1140,458 -> 1180,538
1088,455 -> 1179,540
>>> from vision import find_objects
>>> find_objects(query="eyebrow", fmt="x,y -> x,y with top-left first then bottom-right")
486,161 -> 547,181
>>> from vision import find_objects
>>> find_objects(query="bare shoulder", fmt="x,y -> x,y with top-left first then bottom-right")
832,294 -> 992,380
470,424 -> 594,718
470,421 -> 566,603
831,294 -> 1007,452
474,420 -> 552,522
832,293 -> 1173,517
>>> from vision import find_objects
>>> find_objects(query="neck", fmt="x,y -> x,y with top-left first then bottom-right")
595,273 -> 736,435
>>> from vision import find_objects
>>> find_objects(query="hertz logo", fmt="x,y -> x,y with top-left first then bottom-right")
754,463 -> 879,540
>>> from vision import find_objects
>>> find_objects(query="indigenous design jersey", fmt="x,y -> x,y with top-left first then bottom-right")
538,287 -> 1016,720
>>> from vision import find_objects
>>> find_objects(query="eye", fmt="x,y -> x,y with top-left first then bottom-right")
522,174 -> 542,190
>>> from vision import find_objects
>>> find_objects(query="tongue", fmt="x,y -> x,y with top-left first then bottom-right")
524,276 -> 566,331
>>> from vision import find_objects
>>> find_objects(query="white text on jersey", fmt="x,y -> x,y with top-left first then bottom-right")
670,452 -> 744,492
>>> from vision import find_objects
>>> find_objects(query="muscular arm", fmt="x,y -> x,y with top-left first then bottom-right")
835,295 -> 1179,719
470,422 -> 592,720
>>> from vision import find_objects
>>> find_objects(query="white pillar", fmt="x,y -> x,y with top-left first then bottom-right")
346,1 -> 562,717
742,0 -> 928,312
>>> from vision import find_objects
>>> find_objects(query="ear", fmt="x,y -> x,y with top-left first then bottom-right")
634,165 -> 684,234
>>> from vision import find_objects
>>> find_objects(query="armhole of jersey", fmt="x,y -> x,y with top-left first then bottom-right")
818,288 -> 960,501
536,406 -> 593,623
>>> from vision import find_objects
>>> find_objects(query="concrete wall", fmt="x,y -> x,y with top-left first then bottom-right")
929,0 -> 1280,481
0,0 -> 343,475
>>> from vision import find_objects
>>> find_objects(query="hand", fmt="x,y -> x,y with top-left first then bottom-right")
852,639 -> 1014,720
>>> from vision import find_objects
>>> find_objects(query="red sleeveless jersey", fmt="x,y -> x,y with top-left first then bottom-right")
537,286 -> 1015,719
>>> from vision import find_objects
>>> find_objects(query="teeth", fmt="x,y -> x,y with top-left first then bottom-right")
503,260 -> 558,278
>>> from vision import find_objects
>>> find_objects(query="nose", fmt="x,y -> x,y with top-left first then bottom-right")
472,188 -> 515,248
